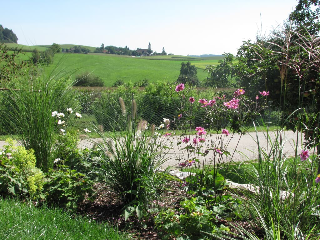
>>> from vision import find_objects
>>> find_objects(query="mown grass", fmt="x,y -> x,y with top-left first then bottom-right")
0,198 -> 129,240
43,53 -> 222,87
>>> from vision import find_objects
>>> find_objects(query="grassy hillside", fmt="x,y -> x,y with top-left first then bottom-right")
4,43 -> 48,52
44,53 -> 223,87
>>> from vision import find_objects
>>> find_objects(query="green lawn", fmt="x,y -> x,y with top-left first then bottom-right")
43,53 -> 223,87
0,198 -> 128,240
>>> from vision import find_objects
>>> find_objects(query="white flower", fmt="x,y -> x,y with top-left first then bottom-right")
158,123 -> 165,129
136,130 -> 142,137
163,118 -> 170,124
57,120 -> 65,125
67,108 -> 73,114
84,128 -> 91,133
75,112 -> 82,118
54,158 -> 61,164
57,113 -> 65,118
60,129 -> 65,133
52,111 -> 58,117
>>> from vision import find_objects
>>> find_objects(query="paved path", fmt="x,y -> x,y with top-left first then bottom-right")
0,131 -> 304,169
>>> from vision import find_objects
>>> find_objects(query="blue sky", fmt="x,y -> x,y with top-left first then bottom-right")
2,0 -> 298,56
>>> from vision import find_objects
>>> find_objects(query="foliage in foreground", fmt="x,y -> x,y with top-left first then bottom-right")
0,198 -> 127,240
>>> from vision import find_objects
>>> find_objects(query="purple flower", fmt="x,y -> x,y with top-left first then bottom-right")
175,83 -> 185,92
316,174 -> 320,183
300,150 -> 309,161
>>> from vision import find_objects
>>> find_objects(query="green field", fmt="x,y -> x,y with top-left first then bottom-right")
44,53 -> 223,87
3,43 -> 224,87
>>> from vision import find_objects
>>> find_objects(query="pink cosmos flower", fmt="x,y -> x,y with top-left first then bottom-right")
164,132 -> 171,137
193,138 -> 200,145
224,98 -> 240,109
175,83 -> 185,92
179,162 -> 186,167
198,99 -> 208,105
189,97 -> 195,103
259,91 -> 270,96
195,127 -> 206,136
187,160 -> 195,166
222,129 -> 229,136
204,99 -> 216,107
315,174 -> 320,183
300,150 -> 309,161
234,89 -> 245,97
256,95 -> 259,100
215,148 -> 223,154
182,137 -> 190,143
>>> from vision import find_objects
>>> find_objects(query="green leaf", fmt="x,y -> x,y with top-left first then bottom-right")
136,205 -> 143,219
124,206 -> 135,221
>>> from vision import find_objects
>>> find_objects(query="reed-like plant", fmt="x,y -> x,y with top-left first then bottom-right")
237,126 -> 320,239
95,97 -> 169,219
3,74 -> 78,172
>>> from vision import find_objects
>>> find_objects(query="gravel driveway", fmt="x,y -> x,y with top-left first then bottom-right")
0,130 -> 304,169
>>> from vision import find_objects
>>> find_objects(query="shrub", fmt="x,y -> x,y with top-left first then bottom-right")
0,139 -> 44,199
112,79 -> 125,87
74,72 -> 104,87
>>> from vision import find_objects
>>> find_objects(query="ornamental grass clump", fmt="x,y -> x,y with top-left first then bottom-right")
95,97 -> 170,219
3,74 -> 78,172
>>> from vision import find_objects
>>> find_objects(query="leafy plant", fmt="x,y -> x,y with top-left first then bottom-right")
44,165 -> 93,210
0,138 -> 44,199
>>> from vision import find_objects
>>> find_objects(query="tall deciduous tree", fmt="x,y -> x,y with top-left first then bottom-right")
0,25 -> 18,43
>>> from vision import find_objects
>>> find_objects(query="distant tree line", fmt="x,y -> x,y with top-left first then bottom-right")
62,45 -> 90,54
94,43 -> 168,56
0,25 -> 18,43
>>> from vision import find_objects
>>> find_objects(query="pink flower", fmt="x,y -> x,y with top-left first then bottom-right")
205,99 -> 216,107
175,83 -> 185,92
215,148 -> 223,154
199,138 -> 205,142
193,138 -> 200,145
259,91 -> 269,96
300,150 -> 309,161
179,162 -> 186,167
198,99 -> 208,106
195,127 -> 206,136
315,174 -> 320,183
189,97 -> 195,103
187,160 -> 195,166
182,137 -> 190,143
256,95 -> 259,100
234,89 -> 245,97
222,129 -> 229,136
164,132 -> 171,137
224,98 -> 240,109
178,114 -> 182,119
